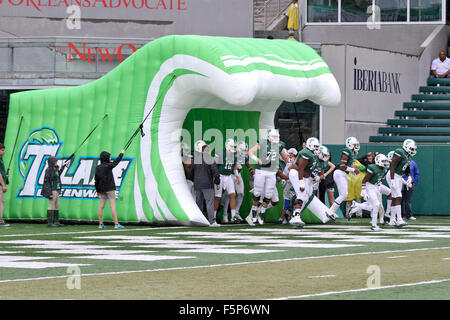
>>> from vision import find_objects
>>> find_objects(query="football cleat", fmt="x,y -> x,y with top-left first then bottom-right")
289,213 -> 305,228
222,213 -> 229,224
371,225 -> 381,231
245,214 -> 255,226
209,222 -> 221,227
256,213 -> 264,225
232,213 -> 243,223
396,219 -> 408,227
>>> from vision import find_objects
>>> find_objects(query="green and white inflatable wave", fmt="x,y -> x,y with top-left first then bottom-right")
5,35 -> 340,226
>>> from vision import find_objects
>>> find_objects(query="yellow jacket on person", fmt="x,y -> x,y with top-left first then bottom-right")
286,3 -> 299,31
345,160 -> 366,201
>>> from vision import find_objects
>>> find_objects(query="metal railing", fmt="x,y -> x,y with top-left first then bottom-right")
263,0 -> 293,29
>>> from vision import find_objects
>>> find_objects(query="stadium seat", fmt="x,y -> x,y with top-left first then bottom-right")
403,102 -> 450,109
395,110 -> 450,117
387,119 -> 450,126
378,127 -> 450,134
427,78 -> 450,86
420,86 -> 450,93
412,94 -> 450,101
369,135 -> 450,143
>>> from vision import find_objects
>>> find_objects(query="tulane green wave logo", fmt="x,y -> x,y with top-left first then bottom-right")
17,127 -> 134,200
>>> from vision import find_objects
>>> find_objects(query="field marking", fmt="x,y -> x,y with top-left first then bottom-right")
1,246 -> 449,284
387,256 -> 407,259
272,279 -> 450,300
0,227 -> 186,238
308,275 -> 336,279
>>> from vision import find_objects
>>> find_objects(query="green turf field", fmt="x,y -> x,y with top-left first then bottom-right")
0,217 -> 449,300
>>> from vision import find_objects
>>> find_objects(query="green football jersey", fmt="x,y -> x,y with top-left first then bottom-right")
312,158 -> 327,177
393,148 -> 412,175
295,148 -> 317,174
366,164 -> 386,185
340,147 -> 356,170
255,140 -> 286,172
217,149 -> 237,176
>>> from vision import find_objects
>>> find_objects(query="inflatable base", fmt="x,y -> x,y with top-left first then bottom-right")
300,195 -> 334,224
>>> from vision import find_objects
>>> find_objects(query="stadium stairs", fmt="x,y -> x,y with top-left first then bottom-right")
370,77 -> 450,143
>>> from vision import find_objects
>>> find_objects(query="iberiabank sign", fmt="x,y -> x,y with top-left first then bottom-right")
345,45 -> 418,124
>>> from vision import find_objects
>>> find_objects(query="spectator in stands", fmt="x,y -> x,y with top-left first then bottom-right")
0,144 -> 9,227
430,50 -> 450,78
286,0 -> 299,31
401,160 -> 419,221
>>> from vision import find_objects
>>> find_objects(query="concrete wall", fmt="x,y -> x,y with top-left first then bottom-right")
302,24 -> 439,56
321,44 -> 420,144
0,0 -> 253,38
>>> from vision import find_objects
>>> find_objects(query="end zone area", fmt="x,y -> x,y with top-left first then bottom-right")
0,217 -> 449,300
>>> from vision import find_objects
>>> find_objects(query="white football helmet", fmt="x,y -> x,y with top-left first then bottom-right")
194,140 -> 207,153
387,150 -> 395,162
318,145 -> 330,162
180,142 -> 191,156
375,153 -> 390,168
306,137 -> 320,155
268,129 -> 280,144
346,137 -> 360,152
237,141 -> 248,156
225,138 -> 237,152
403,139 -> 417,156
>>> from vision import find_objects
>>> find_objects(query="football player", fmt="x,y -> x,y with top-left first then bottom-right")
278,148 -> 297,224
329,137 -> 361,215
214,139 -> 240,223
288,137 -> 321,227
221,141 -> 254,223
348,153 -> 390,230
246,129 -> 289,226
385,139 -> 417,227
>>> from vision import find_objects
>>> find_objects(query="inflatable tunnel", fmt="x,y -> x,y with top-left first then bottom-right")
4,35 -> 341,226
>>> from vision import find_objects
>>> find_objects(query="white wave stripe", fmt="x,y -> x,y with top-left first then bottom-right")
221,55 -> 250,61
222,56 -> 329,71
221,54 -> 324,67
264,54 -> 323,66
133,167 -> 148,222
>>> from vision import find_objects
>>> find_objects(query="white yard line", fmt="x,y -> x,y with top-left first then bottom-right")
308,275 -> 336,279
272,279 -> 450,300
0,227 -> 187,238
387,255 -> 407,259
0,246 -> 449,284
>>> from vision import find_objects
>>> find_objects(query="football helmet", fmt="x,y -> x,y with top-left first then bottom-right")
237,141 -> 248,156
268,129 -> 280,144
345,136 -> 360,152
375,153 -> 390,168
387,150 -> 395,162
402,139 -> 417,156
306,137 -> 320,155
225,138 -> 237,153
194,140 -> 207,153
318,145 -> 330,162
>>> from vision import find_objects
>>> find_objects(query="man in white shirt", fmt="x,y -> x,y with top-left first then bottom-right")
430,50 -> 450,78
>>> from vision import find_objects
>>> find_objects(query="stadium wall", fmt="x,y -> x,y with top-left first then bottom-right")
325,144 -> 450,216
0,0 -> 253,38
321,44 -> 420,144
